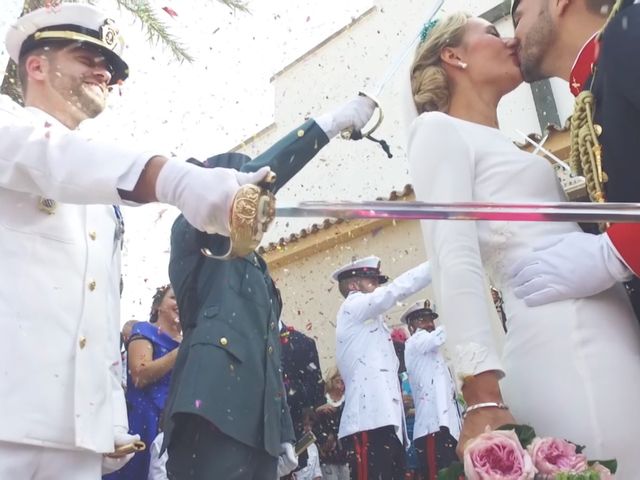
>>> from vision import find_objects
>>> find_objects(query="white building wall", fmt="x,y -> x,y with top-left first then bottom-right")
238,0 -> 572,244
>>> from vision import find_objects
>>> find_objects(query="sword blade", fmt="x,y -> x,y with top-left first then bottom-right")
276,201 -> 640,223
370,0 -> 444,97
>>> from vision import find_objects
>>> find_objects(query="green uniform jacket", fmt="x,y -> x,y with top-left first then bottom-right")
163,119 -> 330,458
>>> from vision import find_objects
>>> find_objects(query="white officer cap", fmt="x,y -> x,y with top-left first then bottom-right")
5,3 -> 128,84
400,299 -> 438,324
330,255 -> 389,284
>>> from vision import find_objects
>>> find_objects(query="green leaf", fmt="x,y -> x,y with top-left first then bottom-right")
587,459 -> 618,474
437,461 -> 465,480
496,424 -> 537,447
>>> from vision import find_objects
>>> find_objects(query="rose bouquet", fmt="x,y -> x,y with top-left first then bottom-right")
438,425 -> 616,480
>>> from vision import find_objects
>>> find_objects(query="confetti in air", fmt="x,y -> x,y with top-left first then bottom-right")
162,6 -> 179,17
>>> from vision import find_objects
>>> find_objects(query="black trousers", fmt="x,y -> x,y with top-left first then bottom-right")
166,414 -> 277,480
344,425 -> 405,480
414,427 -> 458,480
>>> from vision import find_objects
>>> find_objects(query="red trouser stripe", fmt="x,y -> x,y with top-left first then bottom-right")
425,433 -> 437,480
353,431 -> 370,480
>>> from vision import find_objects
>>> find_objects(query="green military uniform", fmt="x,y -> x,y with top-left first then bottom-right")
163,119 -> 329,480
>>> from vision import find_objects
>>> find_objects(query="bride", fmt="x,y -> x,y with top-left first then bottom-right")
406,12 -> 640,476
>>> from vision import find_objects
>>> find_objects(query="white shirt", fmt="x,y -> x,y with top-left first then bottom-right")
0,95 -> 154,452
148,432 -> 169,480
292,443 -> 322,480
405,326 -> 461,440
336,262 -> 432,443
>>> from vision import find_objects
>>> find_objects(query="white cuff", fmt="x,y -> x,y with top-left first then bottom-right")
314,113 -> 337,139
602,233 -> 634,282
452,342 -> 504,391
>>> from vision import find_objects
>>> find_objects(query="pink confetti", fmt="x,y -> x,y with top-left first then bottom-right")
162,6 -> 178,17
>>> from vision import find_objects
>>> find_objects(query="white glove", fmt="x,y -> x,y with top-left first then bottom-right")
315,95 -> 377,139
276,442 -> 298,477
509,232 -> 632,307
156,160 -> 271,234
101,427 -> 141,475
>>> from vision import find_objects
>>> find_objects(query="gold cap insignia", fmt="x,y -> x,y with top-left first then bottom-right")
99,19 -> 123,54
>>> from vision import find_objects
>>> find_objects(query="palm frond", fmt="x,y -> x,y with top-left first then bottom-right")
208,0 -> 250,13
113,0 -> 194,63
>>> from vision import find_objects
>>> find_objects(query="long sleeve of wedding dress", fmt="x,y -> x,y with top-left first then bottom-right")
407,112 -> 503,383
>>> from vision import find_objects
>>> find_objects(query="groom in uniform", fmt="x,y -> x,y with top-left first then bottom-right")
509,0 -> 640,315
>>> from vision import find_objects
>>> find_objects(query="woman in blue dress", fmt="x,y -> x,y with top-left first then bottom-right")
104,285 -> 181,480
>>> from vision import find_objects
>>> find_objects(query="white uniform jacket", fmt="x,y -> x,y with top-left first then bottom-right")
405,326 -> 461,441
0,95 -> 151,452
336,261 -> 432,444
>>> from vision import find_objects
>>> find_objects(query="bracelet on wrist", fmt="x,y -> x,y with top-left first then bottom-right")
463,401 -> 509,419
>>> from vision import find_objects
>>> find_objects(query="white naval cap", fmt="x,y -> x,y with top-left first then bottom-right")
330,255 -> 389,284
5,3 -> 129,84
400,299 -> 438,324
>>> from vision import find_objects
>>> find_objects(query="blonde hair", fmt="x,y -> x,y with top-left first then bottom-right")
410,12 -> 470,114
324,366 -> 343,395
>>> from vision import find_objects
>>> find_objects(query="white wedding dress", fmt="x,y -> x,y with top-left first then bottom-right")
407,112 -> 640,477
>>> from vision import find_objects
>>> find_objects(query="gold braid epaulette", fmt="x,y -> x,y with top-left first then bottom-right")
569,91 -> 606,204
568,0 -> 627,230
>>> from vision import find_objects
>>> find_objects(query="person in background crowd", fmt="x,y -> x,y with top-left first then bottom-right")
280,317 -> 324,476
120,320 -> 139,389
333,256 -> 432,480
402,301 -> 460,480
392,328 -> 422,480
147,430 -> 169,480
147,410 -> 169,480
291,409 -> 322,480
105,285 -> 181,480
314,368 -> 349,480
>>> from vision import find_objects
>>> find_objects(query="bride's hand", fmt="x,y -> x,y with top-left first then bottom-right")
457,371 -> 514,458
456,407 -> 516,459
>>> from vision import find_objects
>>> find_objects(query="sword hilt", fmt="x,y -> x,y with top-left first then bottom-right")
340,91 -> 384,140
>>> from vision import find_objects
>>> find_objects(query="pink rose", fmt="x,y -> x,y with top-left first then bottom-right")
463,429 -> 536,480
528,437 -> 588,476
590,462 -> 615,479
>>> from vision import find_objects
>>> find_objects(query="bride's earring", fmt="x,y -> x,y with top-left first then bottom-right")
458,61 -> 468,69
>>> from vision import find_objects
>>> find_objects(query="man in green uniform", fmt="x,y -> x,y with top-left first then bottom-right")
163,97 -> 376,480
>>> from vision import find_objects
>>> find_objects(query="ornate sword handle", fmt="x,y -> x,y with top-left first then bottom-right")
201,171 -> 277,260
105,441 -> 146,458
340,91 -> 384,140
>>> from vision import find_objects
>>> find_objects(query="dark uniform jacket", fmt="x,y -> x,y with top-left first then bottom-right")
280,327 -> 324,433
590,0 -> 640,314
163,119 -> 329,458
280,326 -> 324,469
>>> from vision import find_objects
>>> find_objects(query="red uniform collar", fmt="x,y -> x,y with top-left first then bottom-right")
569,33 -> 600,96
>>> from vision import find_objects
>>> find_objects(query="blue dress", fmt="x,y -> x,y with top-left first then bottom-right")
103,322 -> 179,480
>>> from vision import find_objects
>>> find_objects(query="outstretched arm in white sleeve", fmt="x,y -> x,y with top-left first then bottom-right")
342,261 -> 432,322
412,326 -> 447,354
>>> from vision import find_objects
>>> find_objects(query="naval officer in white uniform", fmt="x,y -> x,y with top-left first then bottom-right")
402,300 -> 461,480
333,256 -> 432,480
0,4 -> 269,478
